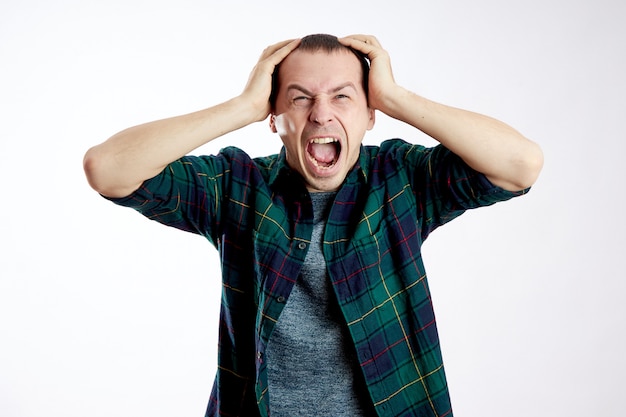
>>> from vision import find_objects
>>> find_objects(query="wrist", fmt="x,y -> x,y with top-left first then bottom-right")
232,93 -> 271,124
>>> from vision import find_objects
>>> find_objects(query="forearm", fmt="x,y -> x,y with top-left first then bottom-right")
84,39 -> 301,199
83,96 -> 257,198
384,87 -> 543,191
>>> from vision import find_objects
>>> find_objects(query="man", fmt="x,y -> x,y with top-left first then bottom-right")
84,34 -> 542,417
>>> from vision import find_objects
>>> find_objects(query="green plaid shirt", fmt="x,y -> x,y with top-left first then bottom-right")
109,138 -> 527,417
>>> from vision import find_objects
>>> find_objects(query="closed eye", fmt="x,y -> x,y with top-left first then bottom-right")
292,95 -> 313,108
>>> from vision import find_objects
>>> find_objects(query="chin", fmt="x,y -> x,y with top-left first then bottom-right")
305,177 -> 343,193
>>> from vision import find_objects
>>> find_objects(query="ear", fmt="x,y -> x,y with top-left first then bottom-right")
269,114 -> 278,133
366,107 -> 376,130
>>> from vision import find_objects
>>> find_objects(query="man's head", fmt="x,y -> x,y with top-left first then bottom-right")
269,34 -> 375,192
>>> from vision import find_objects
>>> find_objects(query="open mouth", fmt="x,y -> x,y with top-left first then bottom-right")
307,137 -> 341,169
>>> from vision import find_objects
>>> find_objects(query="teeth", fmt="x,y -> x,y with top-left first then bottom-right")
311,137 -> 338,144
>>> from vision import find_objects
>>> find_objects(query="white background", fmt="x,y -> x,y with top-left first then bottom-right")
1,0 -> 625,416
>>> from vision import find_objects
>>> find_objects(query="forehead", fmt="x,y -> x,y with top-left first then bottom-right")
278,49 -> 364,91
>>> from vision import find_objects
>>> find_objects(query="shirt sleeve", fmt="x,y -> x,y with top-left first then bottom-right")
400,141 -> 529,238
103,153 -> 232,247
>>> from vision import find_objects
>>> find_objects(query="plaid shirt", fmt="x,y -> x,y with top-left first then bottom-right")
109,138 -> 527,417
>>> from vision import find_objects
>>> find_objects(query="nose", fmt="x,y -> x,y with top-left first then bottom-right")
309,98 -> 333,125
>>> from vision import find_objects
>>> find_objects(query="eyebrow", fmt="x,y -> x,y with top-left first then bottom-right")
286,82 -> 358,96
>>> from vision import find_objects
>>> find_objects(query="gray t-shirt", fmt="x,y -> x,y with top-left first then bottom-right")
266,191 -> 375,416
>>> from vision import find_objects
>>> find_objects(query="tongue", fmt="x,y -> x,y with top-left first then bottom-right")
309,142 -> 337,164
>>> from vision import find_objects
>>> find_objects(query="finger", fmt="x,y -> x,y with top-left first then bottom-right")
259,38 -> 301,61
339,34 -> 381,48
338,35 -> 382,59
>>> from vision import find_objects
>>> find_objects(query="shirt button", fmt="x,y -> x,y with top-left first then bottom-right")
297,242 -> 307,250
276,296 -> 286,303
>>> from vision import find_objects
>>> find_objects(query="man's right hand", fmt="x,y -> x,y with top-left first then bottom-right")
239,38 -> 301,123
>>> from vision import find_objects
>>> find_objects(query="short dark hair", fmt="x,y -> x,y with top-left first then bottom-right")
270,34 -> 370,109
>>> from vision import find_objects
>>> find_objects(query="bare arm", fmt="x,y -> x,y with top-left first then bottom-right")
83,39 -> 300,198
340,35 -> 543,191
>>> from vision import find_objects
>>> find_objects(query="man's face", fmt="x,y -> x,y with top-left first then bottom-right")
270,49 -> 375,192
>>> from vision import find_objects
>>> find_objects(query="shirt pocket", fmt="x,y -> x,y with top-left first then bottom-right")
345,211 -> 425,320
